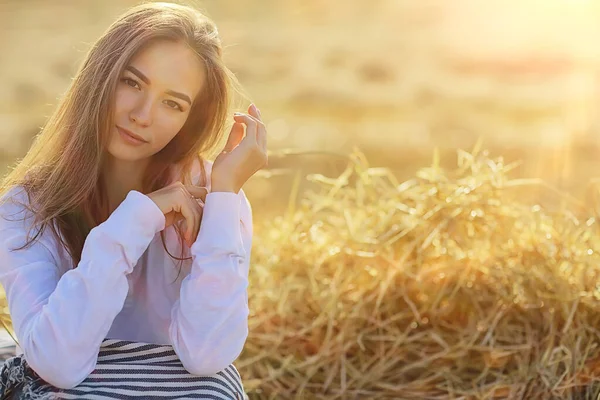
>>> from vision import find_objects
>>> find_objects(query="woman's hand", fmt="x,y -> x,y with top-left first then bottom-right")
211,103 -> 268,193
146,182 -> 208,247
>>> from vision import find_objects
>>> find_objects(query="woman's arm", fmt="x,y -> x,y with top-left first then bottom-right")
0,188 -> 166,389
169,188 -> 252,375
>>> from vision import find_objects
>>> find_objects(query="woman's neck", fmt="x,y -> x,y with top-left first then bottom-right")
102,155 -> 150,214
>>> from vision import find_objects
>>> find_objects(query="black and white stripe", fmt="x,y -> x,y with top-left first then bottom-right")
0,338 -> 247,399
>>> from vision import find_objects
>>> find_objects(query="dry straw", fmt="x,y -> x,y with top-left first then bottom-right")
1,144 -> 600,399
240,144 -> 600,399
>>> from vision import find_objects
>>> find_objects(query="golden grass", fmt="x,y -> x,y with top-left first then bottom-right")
0,145 -> 600,398
240,145 -> 600,399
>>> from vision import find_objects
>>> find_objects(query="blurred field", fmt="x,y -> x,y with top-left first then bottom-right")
2,0 -> 600,216
241,148 -> 600,399
3,0 -> 600,398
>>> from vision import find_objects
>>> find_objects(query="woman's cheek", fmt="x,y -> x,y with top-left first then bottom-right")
159,114 -> 186,141
148,123 -> 176,152
114,88 -> 135,113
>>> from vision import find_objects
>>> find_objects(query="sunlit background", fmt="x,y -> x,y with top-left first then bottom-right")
2,0 -> 600,216
5,1 -> 600,397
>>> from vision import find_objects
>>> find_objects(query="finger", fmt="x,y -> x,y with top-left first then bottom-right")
233,113 -> 261,145
185,185 -> 209,203
178,189 -> 200,245
233,113 -> 259,127
192,207 -> 203,244
248,104 -> 260,121
187,203 -> 201,246
164,210 -> 180,228
184,186 -> 204,242
181,206 -> 194,246
184,186 -> 206,243
224,122 -> 245,152
257,121 -> 267,153
186,195 -> 202,246
180,218 -> 188,242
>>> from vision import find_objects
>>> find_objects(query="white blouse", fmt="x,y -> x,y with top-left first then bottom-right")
0,159 -> 252,389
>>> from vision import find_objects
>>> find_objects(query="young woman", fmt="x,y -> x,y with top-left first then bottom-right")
0,2 -> 266,398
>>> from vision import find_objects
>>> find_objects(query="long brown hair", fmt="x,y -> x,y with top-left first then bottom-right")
0,2 -> 243,270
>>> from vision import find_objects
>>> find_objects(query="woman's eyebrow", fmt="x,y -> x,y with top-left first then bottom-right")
165,89 -> 192,106
126,66 -> 150,84
125,65 -> 192,106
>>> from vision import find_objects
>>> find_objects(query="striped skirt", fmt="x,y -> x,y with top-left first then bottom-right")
0,339 -> 247,399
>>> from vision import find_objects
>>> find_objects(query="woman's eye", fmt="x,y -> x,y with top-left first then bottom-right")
122,78 -> 140,89
165,100 -> 183,111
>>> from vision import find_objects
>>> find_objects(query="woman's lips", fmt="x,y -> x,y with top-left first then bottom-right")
117,126 -> 148,145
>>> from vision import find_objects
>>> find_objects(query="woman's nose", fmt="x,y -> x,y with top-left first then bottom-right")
129,98 -> 153,127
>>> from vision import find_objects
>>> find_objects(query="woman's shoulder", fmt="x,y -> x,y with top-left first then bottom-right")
0,185 -> 29,204
0,186 -> 56,241
0,185 -> 61,260
0,185 -> 35,223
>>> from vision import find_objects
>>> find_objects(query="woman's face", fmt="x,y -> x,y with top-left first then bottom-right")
107,39 -> 205,162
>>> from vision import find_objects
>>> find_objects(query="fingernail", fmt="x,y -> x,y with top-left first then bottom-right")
234,112 -> 243,116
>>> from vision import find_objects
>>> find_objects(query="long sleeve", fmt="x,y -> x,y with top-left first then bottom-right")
0,189 -> 166,389
169,188 -> 252,375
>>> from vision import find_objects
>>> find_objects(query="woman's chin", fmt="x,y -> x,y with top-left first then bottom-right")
106,143 -> 149,162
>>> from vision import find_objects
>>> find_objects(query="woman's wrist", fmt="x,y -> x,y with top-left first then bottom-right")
211,179 -> 238,193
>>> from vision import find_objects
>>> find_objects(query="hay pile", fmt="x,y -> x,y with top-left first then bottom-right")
240,146 -> 600,399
